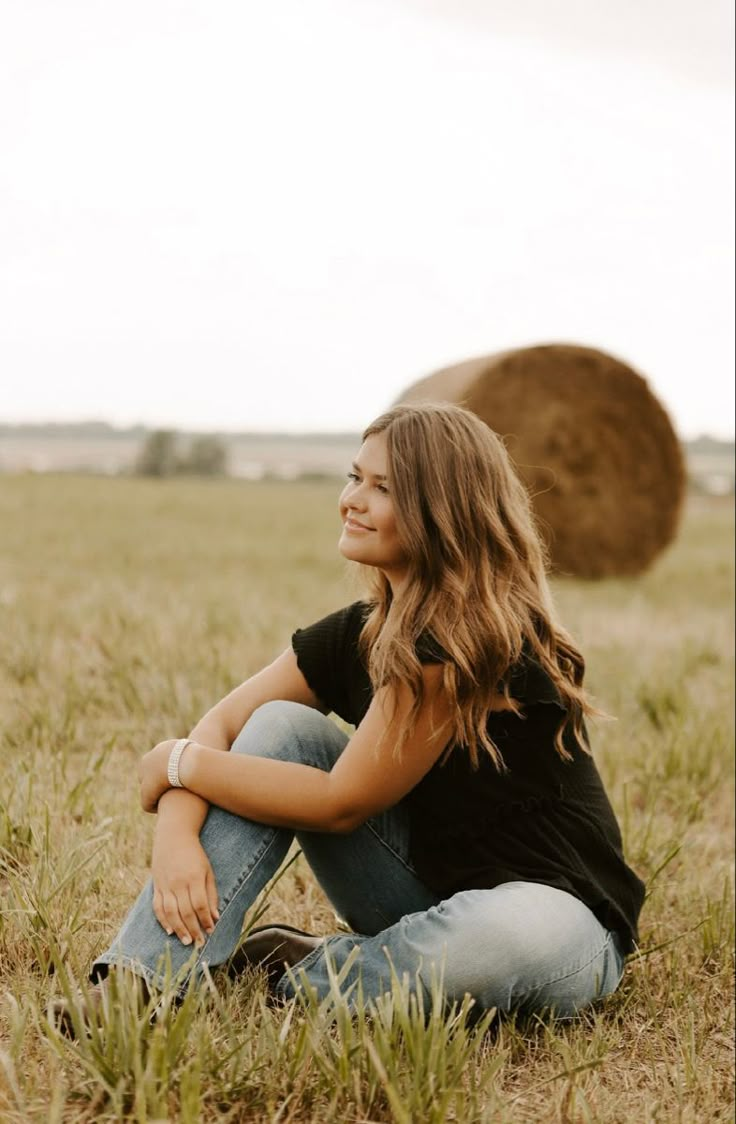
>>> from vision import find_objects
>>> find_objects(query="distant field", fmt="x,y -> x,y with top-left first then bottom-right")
0,477 -> 733,1121
0,434 -> 361,479
0,432 -> 733,492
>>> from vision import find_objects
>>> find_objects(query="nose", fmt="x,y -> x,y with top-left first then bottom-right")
346,481 -> 368,510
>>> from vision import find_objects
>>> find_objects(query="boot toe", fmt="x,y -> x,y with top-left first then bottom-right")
228,925 -> 324,987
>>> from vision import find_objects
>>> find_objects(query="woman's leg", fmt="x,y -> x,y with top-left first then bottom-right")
219,701 -> 441,937
276,881 -> 626,1018
90,701 -> 353,994
296,799 -> 439,935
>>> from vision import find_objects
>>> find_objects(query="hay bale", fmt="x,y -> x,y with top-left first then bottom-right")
397,344 -> 685,578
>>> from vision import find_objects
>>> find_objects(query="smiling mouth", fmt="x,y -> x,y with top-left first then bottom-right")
344,518 -> 374,532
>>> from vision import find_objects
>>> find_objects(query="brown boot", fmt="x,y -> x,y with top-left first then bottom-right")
49,974 -> 151,1039
227,925 -> 324,989
49,981 -> 110,1039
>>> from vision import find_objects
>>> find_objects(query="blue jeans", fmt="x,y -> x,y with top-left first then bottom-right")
93,701 -> 625,1016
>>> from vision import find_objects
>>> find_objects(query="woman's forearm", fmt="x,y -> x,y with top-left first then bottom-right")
150,648 -> 325,835
155,787 -> 210,835
178,744 -> 348,833
155,714 -> 233,835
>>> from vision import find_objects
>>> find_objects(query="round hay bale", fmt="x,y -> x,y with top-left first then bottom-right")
397,344 -> 685,578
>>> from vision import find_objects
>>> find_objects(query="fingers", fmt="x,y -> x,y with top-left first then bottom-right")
152,888 -> 169,934
205,865 -> 221,926
153,883 -> 199,946
188,883 -> 218,940
152,879 -> 220,947
153,887 -> 181,940
141,787 -> 158,814
161,890 -> 202,946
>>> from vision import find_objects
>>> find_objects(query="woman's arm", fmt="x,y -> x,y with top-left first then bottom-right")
154,646 -> 327,834
148,647 -> 326,946
143,663 -> 453,833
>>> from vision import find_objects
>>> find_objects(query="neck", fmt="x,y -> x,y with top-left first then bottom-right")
382,569 -> 408,599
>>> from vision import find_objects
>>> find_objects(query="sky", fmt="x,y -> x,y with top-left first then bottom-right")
1,0 -> 734,437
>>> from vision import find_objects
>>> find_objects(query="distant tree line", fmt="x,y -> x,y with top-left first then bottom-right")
135,431 -> 229,477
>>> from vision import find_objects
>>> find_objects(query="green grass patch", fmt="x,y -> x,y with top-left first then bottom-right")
0,478 -> 733,1121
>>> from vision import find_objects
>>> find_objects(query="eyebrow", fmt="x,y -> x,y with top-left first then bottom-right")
352,460 -> 387,481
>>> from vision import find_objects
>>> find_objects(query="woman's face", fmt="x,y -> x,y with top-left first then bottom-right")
338,433 -> 409,587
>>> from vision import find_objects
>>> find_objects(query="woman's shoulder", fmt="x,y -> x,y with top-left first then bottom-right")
293,600 -> 371,648
416,629 -> 568,712
506,640 -> 566,711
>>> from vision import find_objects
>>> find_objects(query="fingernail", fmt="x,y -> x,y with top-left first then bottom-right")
181,935 -> 192,946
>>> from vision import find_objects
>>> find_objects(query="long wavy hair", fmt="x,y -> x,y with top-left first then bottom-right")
357,403 -> 593,767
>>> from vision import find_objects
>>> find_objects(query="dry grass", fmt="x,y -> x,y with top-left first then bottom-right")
0,477 -> 733,1122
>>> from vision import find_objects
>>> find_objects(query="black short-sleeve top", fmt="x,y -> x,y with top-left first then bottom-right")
292,601 -> 645,952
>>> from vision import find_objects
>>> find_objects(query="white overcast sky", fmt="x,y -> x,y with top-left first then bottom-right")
1,0 -> 733,436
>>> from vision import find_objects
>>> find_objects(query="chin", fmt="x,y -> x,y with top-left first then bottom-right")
339,543 -> 377,569
338,537 -> 360,562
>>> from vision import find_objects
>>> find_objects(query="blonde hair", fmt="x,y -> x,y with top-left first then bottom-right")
358,403 -> 592,767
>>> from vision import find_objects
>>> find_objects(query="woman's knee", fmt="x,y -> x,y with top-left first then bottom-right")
403,884 -> 621,1013
230,700 -> 348,769
403,892 -> 538,1002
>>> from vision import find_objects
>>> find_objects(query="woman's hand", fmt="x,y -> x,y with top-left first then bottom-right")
138,740 -> 176,813
151,824 -> 220,946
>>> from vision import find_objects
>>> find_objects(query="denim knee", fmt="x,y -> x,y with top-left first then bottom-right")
231,700 -> 348,771
363,884 -> 625,1016
427,885 -> 624,1014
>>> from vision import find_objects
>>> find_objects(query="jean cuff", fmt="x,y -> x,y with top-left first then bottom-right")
90,951 -> 196,1001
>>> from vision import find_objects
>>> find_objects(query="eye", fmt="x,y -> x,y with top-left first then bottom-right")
376,483 -> 390,495
346,471 -> 360,483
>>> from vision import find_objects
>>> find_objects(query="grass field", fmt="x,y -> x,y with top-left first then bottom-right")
0,475 -> 733,1122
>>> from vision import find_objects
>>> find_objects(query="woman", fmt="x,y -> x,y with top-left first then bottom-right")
64,403 -> 645,1023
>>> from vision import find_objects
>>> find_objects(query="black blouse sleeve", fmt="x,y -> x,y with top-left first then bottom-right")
416,634 -> 567,711
291,602 -> 368,720
507,650 -> 566,711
